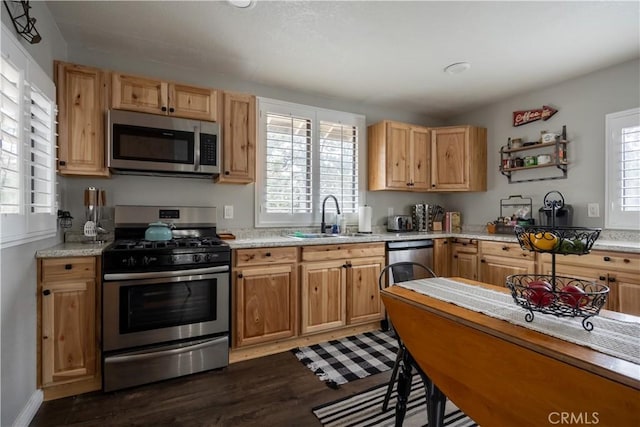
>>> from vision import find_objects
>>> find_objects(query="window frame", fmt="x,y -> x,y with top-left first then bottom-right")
255,97 -> 366,228
605,107 -> 640,230
1,24 -> 57,248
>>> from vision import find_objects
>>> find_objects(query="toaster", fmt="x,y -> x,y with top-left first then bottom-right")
387,215 -> 413,232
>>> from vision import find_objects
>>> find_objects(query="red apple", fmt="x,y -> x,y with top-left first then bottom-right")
560,284 -> 589,308
526,280 -> 554,307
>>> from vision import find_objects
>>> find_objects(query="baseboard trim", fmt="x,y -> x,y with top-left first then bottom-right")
12,389 -> 43,427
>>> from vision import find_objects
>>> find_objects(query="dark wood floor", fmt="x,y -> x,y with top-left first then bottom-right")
30,351 -> 392,426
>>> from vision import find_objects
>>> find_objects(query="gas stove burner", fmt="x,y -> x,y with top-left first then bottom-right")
111,237 -> 225,251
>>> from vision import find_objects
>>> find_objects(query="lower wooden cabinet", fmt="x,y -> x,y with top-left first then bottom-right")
433,238 -> 450,276
300,243 -> 385,334
539,250 -> 640,315
233,247 -> 298,348
38,256 -> 101,400
451,238 -> 478,281
478,241 -> 536,287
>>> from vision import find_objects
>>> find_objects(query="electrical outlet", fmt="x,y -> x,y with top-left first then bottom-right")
224,205 -> 234,219
587,203 -> 600,218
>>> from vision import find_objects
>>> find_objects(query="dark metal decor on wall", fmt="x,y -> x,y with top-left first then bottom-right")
3,0 -> 41,44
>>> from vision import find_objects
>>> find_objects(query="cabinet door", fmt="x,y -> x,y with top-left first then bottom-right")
479,255 -> 535,288
41,278 -> 96,385
608,273 -> 640,316
235,264 -> 297,347
385,122 -> 412,189
55,62 -> 109,177
217,91 -> 256,183
431,126 -> 469,190
433,239 -> 450,277
112,73 -> 167,114
300,260 -> 346,334
452,252 -> 478,281
169,84 -> 217,121
410,127 -> 431,190
347,257 -> 384,325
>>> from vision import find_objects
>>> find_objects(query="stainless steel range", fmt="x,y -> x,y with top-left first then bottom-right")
102,205 -> 230,392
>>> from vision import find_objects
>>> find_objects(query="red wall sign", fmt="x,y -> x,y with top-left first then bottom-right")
513,105 -> 558,127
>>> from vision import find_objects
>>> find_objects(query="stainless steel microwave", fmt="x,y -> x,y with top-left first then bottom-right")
107,110 -> 220,176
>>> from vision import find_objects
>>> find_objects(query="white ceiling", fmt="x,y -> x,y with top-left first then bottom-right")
46,1 -> 640,119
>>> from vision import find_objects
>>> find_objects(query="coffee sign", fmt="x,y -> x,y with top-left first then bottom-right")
513,105 -> 558,127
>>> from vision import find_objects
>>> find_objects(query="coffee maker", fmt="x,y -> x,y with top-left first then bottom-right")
83,187 -> 106,239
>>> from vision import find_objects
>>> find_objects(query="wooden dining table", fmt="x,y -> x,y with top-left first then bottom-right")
381,277 -> 640,427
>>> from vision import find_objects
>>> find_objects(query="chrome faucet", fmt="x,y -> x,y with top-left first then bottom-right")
321,195 -> 341,234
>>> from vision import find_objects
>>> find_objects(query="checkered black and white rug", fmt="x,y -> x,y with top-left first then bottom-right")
292,330 -> 398,388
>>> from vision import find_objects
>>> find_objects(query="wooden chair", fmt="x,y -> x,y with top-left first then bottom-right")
378,262 -> 445,426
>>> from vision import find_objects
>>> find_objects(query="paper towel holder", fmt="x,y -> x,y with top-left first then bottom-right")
358,205 -> 372,234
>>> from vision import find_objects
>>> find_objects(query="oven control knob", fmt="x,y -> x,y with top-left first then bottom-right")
142,256 -> 157,266
204,253 -> 214,262
121,256 -> 136,267
193,254 -> 202,263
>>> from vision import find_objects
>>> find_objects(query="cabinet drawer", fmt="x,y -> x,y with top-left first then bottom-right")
480,241 -> 534,260
41,257 -> 96,281
301,243 -> 385,262
452,239 -> 477,254
234,247 -> 298,267
540,250 -> 640,274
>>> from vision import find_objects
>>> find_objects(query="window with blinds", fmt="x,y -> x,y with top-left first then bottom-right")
257,99 -> 365,227
605,108 -> 640,230
319,121 -> 358,214
1,25 -> 56,246
1,56 -> 23,214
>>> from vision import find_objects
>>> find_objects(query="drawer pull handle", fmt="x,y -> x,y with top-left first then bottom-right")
453,255 -> 458,259
64,264 -> 72,270
603,256 -> 611,262
42,289 -> 51,296
599,276 -> 606,281
502,247 -> 509,251
43,336 -> 48,340
237,273 -> 243,279
624,259 -> 630,263
608,277 -> 616,283
480,259 -> 486,263
265,252 -> 271,257
161,106 -> 167,112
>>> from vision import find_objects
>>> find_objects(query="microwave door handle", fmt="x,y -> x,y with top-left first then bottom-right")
194,126 -> 200,171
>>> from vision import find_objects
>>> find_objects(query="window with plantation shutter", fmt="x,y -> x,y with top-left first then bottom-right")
1,55 -> 23,215
605,108 -> 640,230
1,24 -> 56,247
318,120 -> 358,214
257,98 -> 365,227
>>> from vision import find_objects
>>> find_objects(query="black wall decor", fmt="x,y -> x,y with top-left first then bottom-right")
3,0 -> 42,44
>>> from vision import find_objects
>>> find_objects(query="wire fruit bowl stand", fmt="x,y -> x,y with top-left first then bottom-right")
506,191 -> 607,331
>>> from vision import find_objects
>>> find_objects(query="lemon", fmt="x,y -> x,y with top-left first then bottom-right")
531,232 -> 559,251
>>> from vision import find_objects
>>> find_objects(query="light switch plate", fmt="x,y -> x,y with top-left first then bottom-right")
587,203 -> 600,218
224,205 -> 234,219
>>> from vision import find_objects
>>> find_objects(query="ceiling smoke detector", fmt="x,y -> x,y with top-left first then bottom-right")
444,62 -> 471,75
227,0 -> 254,8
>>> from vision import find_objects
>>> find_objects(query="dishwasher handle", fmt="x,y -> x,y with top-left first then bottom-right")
386,239 -> 434,251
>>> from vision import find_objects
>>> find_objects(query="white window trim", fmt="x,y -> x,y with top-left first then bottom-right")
605,107 -> 640,230
255,97 -> 366,228
1,24 -> 57,248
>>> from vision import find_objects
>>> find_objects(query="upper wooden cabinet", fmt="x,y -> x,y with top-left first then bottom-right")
216,91 -> 256,183
368,121 -> 430,191
431,125 -> 487,192
55,61 -> 110,177
111,73 -> 218,121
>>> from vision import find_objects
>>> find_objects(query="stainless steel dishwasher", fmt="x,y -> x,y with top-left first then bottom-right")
382,239 -> 434,330
386,239 -> 434,282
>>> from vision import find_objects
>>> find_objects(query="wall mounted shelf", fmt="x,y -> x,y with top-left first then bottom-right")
500,140 -> 570,184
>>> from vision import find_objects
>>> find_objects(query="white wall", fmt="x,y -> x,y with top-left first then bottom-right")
0,3 -> 67,426
445,59 -> 640,229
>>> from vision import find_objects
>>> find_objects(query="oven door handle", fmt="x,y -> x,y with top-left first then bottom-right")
104,265 -> 229,281
107,336 -> 228,364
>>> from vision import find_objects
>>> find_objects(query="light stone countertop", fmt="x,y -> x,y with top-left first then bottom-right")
35,231 -> 640,258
